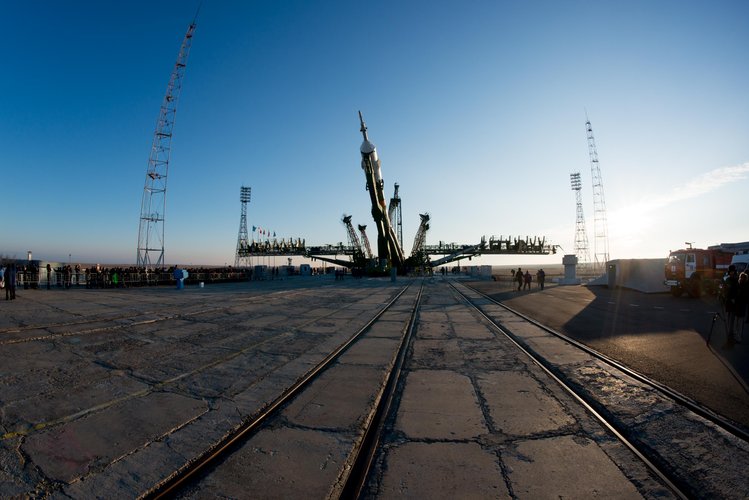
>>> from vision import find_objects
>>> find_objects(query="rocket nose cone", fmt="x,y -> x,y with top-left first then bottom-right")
360,140 -> 376,154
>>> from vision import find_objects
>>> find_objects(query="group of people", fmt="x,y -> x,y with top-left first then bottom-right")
512,267 -> 546,291
723,264 -> 749,344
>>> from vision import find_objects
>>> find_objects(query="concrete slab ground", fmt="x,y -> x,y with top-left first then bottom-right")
1,277 -> 712,497
368,279 -> 669,499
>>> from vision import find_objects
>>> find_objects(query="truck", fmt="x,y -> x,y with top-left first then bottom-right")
664,246 -> 733,297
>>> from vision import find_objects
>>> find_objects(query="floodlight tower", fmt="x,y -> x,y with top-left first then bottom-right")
235,186 -> 252,268
136,20 -> 197,268
585,116 -> 610,275
570,172 -> 591,272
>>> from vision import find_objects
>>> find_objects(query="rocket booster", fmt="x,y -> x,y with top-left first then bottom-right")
359,111 -> 387,211
358,111 -> 405,269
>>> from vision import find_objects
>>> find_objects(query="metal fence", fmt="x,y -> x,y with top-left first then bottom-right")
7,268 -> 253,289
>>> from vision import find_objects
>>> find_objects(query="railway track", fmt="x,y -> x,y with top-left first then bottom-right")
5,277 -> 748,497
452,279 -> 749,499
141,278 -> 749,498
142,280 -> 423,498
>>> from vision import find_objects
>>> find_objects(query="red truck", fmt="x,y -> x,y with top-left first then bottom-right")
664,246 -> 733,297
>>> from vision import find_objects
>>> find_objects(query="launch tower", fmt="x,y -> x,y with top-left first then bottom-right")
342,215 -> 366,264
136,20 -> 196,268
388,183 -> 403,250
358,224 -> 374,260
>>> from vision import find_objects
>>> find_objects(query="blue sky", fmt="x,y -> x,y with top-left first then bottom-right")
2,0 -> 747,266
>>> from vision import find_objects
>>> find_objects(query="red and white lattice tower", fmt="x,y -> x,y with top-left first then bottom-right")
585,116 -> 610,275
136,20 -> 196,268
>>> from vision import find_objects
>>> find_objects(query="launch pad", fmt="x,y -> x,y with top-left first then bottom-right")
235,112 -> 555,274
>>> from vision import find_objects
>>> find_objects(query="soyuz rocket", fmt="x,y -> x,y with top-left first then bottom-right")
358,111 -> 405,270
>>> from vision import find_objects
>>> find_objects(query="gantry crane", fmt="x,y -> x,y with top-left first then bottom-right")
342,215 -> 365,264
358,224 -> 374,260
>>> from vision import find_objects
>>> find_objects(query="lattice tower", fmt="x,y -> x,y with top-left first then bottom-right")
358,224 -> 373,259
585,116 -> 610,275
234,186 -> 252,267
388,183 -> 403,247
136,20 -> 196,268
342,215 -> 364,260
570,172 -> 591,272
410,213 -> 430,258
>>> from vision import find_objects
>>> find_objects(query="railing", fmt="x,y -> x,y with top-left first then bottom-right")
7,269 -> 255,289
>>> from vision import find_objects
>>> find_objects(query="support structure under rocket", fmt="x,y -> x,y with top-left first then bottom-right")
358,111 -> 405,270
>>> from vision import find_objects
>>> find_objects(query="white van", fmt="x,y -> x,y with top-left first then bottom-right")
731,253 -> 749,274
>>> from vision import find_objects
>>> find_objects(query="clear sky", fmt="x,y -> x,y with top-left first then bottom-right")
2,0 -> 748,267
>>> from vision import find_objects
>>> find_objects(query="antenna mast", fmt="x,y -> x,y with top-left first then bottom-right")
235,186 -> 252,267
136,20 -> 196,268
570,172 -> 591,273
585,116 -> 610,275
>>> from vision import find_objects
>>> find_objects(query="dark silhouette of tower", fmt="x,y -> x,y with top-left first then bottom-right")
570,172 -> 591,273
585,115 -> 610,275
137,20 -> 196,268
235,186 -> 252,267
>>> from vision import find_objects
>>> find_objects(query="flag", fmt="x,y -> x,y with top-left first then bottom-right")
252,226 -> 256,232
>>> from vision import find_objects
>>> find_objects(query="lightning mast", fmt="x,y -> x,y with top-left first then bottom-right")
585,116 -> 610,275
570,172 -> 591,272
136,20 -> 196,268
235,186 -> 252,267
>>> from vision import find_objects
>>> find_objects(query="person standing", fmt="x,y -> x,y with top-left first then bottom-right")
5,263 -> 16,300
524,270 -> 532,290
516,267 -> 523,291
735,271 -> 749,342
537,268 -> 546,290
46,263 -> 52,290
724,265 -> 740,344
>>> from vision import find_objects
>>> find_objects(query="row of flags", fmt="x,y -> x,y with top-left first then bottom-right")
252,226 -> 276,238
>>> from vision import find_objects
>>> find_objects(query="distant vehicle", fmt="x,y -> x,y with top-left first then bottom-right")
729,253 -> 749,274
664,247 -> 733,297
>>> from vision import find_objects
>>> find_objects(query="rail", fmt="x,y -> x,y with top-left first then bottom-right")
451,279 -> 749,499
142,280 -> 422,498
